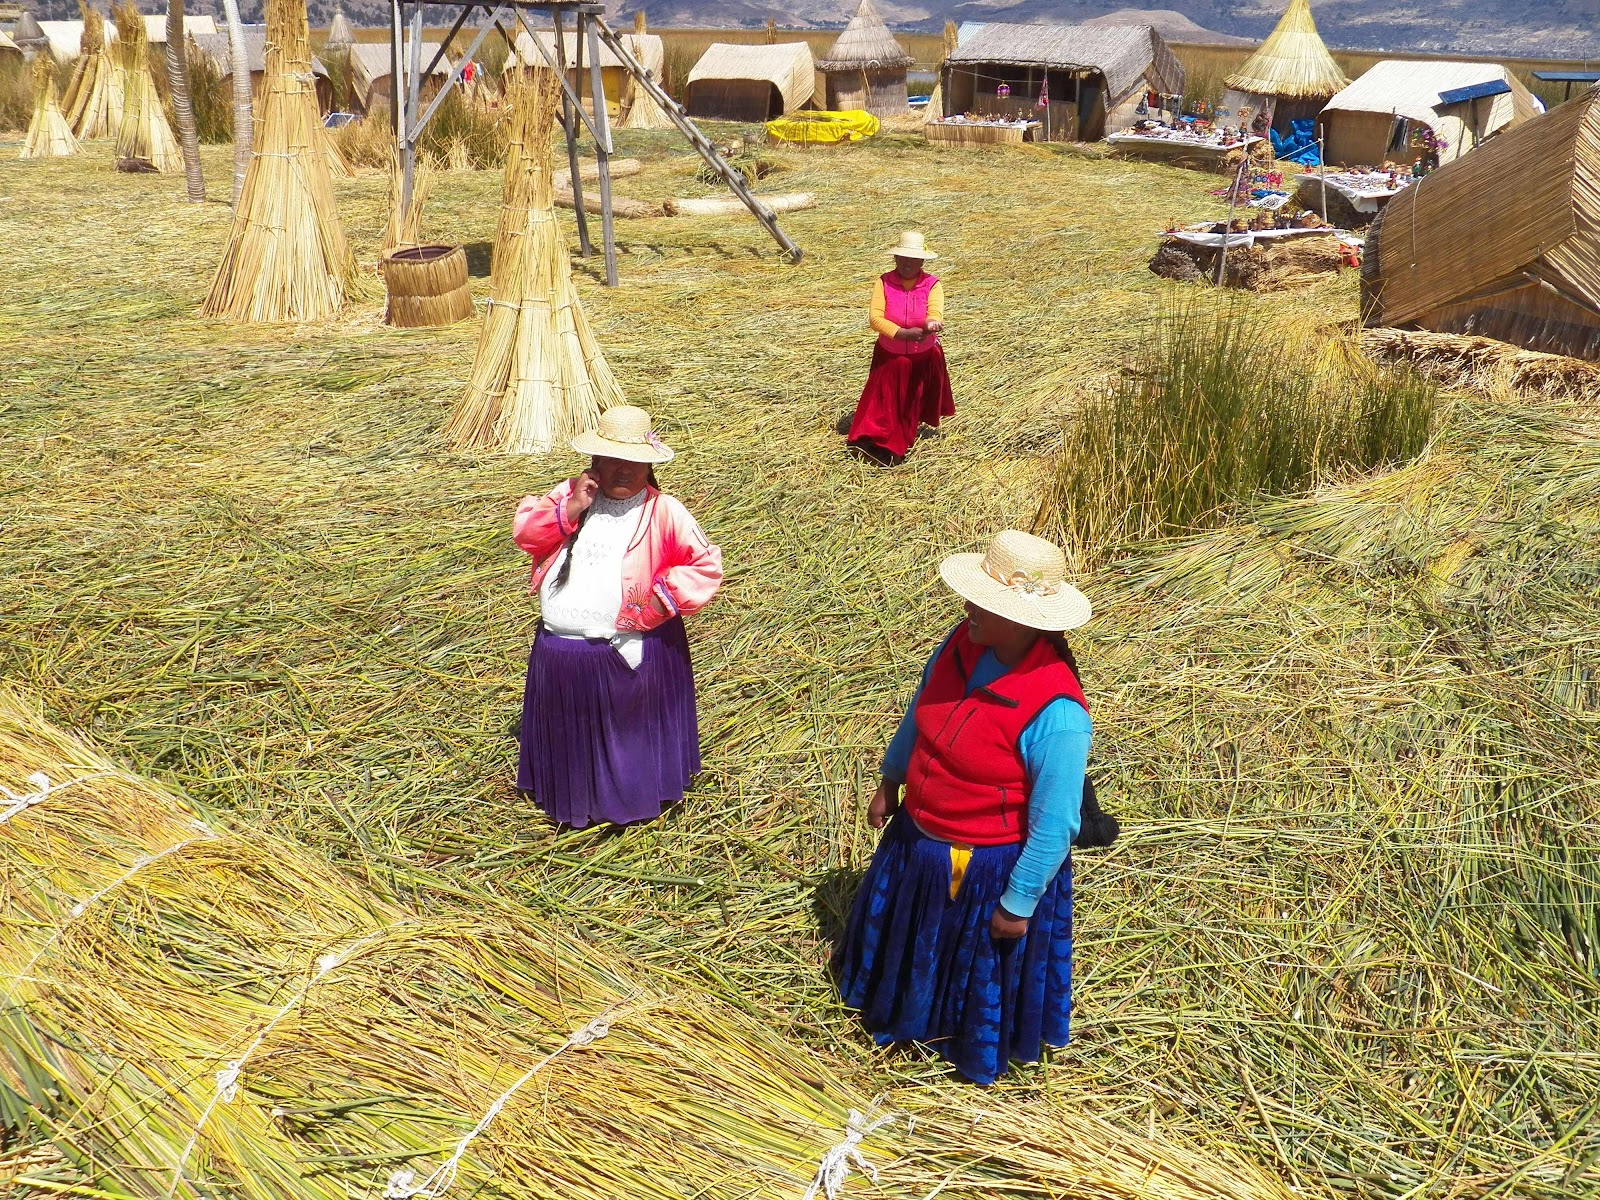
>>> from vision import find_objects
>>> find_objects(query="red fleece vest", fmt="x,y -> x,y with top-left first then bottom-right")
904,624 -> 1088,846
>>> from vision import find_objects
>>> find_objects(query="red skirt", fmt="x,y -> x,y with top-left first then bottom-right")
846,343 -> 955,460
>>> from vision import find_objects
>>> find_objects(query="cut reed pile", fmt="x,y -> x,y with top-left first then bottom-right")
0,690 -> 1294,1200
111,0 -> 181,171
20,53 -> 78,158
447,67 -> 622,455
5,138 -> 1599,1200
1361,326 -> 1600,396
201,0 -> 354,322
63,2 -> 121,140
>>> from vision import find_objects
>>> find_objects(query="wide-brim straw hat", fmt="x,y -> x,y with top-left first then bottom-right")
571,405 -> 675,464
939,530 -> 1092,632
890,230 -> 938,261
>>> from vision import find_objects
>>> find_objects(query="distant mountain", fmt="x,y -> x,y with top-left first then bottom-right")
22,0 -> 1600,58
1083,8 -> 1252,44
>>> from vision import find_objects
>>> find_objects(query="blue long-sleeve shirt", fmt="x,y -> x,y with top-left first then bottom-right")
881,633 -> 1091,919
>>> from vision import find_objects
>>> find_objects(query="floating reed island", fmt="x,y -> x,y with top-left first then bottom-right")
0,689 -> 1295,1200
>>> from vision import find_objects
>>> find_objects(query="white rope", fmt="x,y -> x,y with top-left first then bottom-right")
11,827 -> 215,994
0,771 -> 115,825
802,1104 -> 908,1200
169,926 -> 398,1196
382,1009 -> 620,1200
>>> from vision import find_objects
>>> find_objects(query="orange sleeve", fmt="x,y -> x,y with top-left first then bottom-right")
927,280 -> 944,324
869,278 -> 899,339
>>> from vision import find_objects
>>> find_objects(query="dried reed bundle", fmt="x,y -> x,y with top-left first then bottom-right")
21,53 -> 80,158
446,136 -> 470,170
1360,325 -> 1600,395
381,147 -> 434,257
200,0 -> 354,322
63,3 -> 121,139
447,67 -> 623,455
111,0 -> 182,171
618,13 -> 675,132
666,191 -> 814,217
922,20 -> 956,124
0,690 -> 1296,1200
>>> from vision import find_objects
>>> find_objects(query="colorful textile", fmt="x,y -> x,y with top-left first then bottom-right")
883,628 -> 1089,918
904,624 -> 1087,848
834,810 -> 1074,1084
870,272 -> 944,353
765,110 -> 879,144
513,484 -> 723,633
518,618 -> 700,828
845,343 -> 954,460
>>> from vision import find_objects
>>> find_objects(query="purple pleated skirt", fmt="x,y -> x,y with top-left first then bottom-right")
517,618 -> 701,829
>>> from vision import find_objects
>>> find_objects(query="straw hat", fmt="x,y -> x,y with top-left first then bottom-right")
939,531 -> 1091,632
570,405 -> 675,464
889,230 -> 938,261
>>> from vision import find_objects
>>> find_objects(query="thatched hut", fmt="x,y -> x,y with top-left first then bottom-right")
193,27 -> 335,116
1320,60 -> 1539,167
1361,87 -> 1600,361
1222,0 -> 1348,136
943,21 -> 1182,142
349,40 -> 451,117
11,10 -> 48,56
515,28 -> 665,115
684,41 -> 814,122
816,0 -> 914,117
325,5 -> 354,50
38,13 -> 216,60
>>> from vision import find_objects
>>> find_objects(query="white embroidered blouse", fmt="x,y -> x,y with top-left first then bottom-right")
540,490 -> 649,668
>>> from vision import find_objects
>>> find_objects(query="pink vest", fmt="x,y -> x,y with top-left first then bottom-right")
877,271 -> 939,356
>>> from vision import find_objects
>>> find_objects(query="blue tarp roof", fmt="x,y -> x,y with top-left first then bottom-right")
1437,79 -> 1511,105
1532,70 -> 1600,82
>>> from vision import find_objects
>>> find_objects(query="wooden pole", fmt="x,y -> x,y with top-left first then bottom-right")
1214,149 -> 1250,286
402,4 -> 423,216
584,11 -> 618,286
552,8 -> 591,256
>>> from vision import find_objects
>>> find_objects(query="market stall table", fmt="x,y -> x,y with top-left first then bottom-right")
1107,130 -> 1264,174
1296,169 -> 1412,227
924,116 -> 1039,146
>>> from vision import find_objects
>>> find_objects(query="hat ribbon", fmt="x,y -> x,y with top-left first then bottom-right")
982,561 -> 1061,597
644,431 -> 666,450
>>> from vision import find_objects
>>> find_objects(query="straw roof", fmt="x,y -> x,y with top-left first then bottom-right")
515,29 -> 664,77
326,7 -> 354,48
686,41 -> 815,114
349,40 -> 452,88
1364,90 -> 1600,333
1324,58 -> 1538,127
0,29 -> 21,59
12,10 -> 47,50
192,27 -> 332,81
817,0 -> 913,72
948,21 -> 1182,108
1223,0 -> 1348,100
37,13 -> 215,59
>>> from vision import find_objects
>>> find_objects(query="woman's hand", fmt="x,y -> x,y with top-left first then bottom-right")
990,905 -> 1029,940
565,470 -> 600,525
867,780 -> 901,828
897,326 -> 926,341
925,319 -> 944,335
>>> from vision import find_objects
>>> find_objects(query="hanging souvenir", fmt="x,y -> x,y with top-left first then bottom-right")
996,82 -> 1011,98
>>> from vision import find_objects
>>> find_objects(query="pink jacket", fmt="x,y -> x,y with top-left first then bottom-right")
513,481 -> 723,633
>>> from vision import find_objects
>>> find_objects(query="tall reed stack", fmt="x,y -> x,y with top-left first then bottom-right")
63,4 -> 121,140
0,689 -> 1295,1200
922,19 -> 956,124
201,0 -> 354,322
618,11 -> 674,131
21,53 -> 80,158
111,0 -> 182,171
447,67 -> 623,455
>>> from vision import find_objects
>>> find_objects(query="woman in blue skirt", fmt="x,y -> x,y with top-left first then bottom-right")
834,529 -> 1093,1084
512,406 -> 723,830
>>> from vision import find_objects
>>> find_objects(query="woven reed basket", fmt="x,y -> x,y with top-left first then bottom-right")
381,244 -> 474,328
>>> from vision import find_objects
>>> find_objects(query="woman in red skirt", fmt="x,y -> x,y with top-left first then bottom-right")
844,231 -> 955,466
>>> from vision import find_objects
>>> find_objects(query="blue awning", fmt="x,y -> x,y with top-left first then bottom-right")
1533,70 -> 1600,83
1437,80 -> 1511,105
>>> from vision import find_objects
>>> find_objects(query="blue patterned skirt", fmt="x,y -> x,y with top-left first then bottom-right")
833,810 -> 1073,1085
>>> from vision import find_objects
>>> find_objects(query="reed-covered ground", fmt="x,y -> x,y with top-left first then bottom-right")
1,128 -> 1597,1198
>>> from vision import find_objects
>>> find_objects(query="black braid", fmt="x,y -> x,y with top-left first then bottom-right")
550,464 -> 661,591
1042,631 -> 1082,686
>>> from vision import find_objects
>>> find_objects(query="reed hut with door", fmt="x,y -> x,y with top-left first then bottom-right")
1362,88 -> 1600,361
684,41 -> 815,123
349,40 -> 452,117
1320,60 -> 1538,167
1222,0 -> 1348,136
514,27 -> 664,115
193,27 -> 335,115
816,0 -> 914,117
942,21 -> 1182,142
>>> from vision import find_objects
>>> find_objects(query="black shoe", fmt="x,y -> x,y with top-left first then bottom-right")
835,411 -> 854,436
848,440 -> 902,467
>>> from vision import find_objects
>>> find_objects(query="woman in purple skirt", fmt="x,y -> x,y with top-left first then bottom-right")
512,406 -> 723,829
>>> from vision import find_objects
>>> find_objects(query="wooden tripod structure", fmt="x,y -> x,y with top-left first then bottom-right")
388,0 -> 804,285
